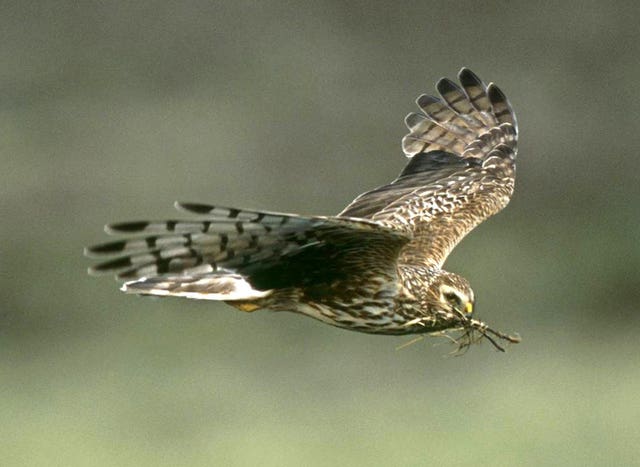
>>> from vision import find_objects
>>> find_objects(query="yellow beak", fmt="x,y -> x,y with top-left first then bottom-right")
464,302 -> 473,314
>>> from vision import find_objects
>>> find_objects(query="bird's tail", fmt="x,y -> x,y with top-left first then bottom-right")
402,67 -> 518,160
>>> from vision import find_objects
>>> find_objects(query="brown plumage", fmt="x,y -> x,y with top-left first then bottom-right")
86,68 -> 520,351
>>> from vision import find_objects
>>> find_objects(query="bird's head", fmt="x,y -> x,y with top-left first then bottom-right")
427,270 -> 520,352
431,271 -> 475,318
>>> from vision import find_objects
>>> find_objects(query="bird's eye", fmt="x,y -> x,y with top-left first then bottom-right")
441,289 -> 474,314
443,291 -> 462,306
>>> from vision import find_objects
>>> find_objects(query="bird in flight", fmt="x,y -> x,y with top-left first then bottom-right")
86,68 -> 520,352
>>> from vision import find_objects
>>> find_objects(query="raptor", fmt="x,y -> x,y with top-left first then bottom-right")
86,68 -> 521,351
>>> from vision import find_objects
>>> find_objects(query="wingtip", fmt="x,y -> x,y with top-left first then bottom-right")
436,76 -> 458,94
458,67 -> 482,86
85,240 -> 127,256
103,223 -> 121,235
404,112 -> 425,129
84,245 -> 103,258
416,93 -> 439,109
105,221 -> 151,234
175,201 -> 214,214
487,82 -> 518,132
487,82 -> 505,100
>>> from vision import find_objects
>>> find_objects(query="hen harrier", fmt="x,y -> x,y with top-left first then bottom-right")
87,68 -> 520,351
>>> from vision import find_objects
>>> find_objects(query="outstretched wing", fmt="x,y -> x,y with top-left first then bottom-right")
86,202 -> 409,299
339,68 -> 518,268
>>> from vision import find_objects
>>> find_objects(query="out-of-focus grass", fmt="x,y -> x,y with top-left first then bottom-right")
2,313 -> 639,466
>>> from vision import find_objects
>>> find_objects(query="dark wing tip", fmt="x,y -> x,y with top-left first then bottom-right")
95,256 -> 134,271
88,255 -> 134,275
106,221 -> 150,234
458,68 -> 482,87
487,83 -> 518,131
85,240 -> 128,256
404,112 -> 425,130
175,201 -> 214,214
416,93 -> 440,110
487,83 -> 508,105
436,77 -> 461,96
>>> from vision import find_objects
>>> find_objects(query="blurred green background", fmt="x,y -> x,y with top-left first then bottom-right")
2,1 -> 639,466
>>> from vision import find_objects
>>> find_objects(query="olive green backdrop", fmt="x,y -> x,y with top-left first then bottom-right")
2,1 -> 639,466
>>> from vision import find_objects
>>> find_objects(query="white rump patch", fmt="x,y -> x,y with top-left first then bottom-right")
121,274 -> 272,301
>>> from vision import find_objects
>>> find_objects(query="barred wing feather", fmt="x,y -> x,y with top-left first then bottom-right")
340,68 -> 518,268
86,203 -> 409,299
